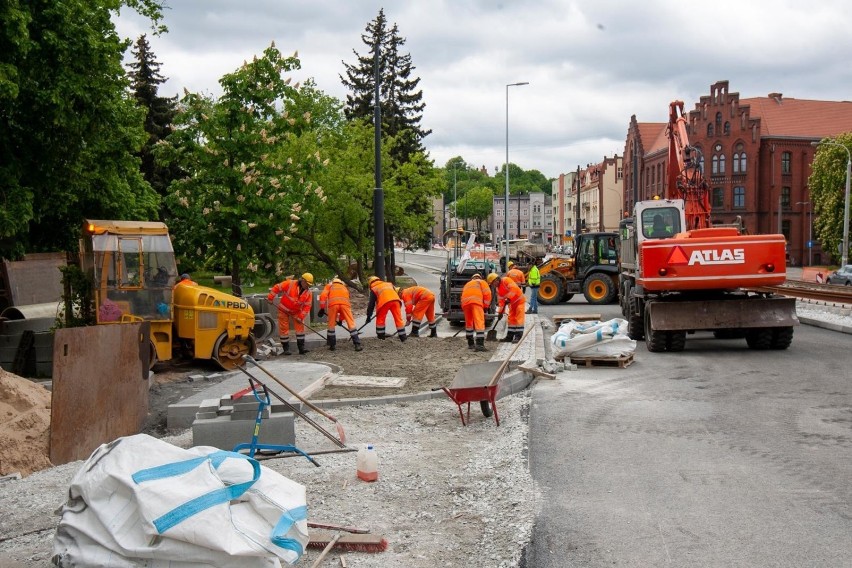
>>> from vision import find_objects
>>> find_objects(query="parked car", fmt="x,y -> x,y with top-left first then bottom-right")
827,265 -> 852,285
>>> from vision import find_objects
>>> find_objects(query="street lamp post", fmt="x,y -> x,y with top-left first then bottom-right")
812,140 -> 851,267
505,81 -> 529,270
796,201 -> 812,266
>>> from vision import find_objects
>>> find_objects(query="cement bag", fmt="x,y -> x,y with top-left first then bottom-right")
52,434 -> 308,568
551,318 -> 636,359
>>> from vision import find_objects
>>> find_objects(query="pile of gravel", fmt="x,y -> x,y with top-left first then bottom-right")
796,299 -> 852,328
0,393 -> 537,567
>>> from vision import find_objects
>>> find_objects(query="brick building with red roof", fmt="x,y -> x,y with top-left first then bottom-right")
623,80 -> 852,266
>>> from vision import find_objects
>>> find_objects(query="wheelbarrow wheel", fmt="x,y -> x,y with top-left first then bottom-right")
480,400 -> 493,418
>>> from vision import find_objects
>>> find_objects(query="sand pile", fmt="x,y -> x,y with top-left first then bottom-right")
0,368 -> 53,477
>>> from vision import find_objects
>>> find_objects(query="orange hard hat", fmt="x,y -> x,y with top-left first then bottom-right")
368,276 -> 380,284
486,273 -> 499,284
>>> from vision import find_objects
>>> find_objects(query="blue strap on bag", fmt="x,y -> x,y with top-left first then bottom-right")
132,450 -> 260,534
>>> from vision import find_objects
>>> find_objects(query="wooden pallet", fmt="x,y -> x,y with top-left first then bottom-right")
552,313 -> 602,325
559,353 -> 634,368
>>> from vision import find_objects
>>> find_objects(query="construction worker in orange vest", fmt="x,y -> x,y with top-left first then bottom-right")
268,272 -> 314,355
174,273 -> 197,288
399,285 -> 438,338
365,276 -> 407,342
318,277 -> 363,352
461,273 -> 492,351
487,272 -> 525,343
506,261 -> 526,289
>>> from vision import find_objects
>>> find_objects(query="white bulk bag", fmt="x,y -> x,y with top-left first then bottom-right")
551,318 -> 636,359
52,434 -> 308,568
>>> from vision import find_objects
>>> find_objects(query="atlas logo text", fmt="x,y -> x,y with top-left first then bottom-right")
689,249 -> 745,265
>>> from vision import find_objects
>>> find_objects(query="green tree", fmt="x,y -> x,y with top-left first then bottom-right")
808,133 -> 852,263
302,120 -> 442,284
340,8 -> 430,162
159,44 -> 322,294
0,0 -> 165,257
127,34 -> 178,208
456,186 -> 494,236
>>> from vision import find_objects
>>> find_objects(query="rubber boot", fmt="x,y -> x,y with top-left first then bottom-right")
377,331 -> 386,340
467,335 -> 475,349
353,336 -> 363,352
429,327 -> 438,338
499,333 -> 513,343
398,331 -> 407,343
280,340 -> 291,356
410,326 -> 420,338
511,331 -> 521,344
475,337 -> 488,352
297,338 -> 309,354
327,335 -> 336,351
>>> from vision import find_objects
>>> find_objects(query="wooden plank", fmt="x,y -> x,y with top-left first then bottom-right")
50,322 -> 150,465
552,313 -> 602,325
518,365 -> 556,380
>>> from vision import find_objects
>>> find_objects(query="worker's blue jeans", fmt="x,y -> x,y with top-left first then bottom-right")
528,285 -> 539,313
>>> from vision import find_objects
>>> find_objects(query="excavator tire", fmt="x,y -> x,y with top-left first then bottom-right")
537,275 -> 564,305
665,331 -> 687,352
770,326 -> 794,349
627,296 -> 644,340
643,305 -> 666,352
583,274 -> 616,305
745,328 -> 773,350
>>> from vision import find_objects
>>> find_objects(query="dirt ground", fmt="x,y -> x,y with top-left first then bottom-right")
143,285 -> 495,434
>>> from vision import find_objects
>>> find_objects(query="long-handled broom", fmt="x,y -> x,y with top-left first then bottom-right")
307,521 -> 388,555
243,355 -> 348,444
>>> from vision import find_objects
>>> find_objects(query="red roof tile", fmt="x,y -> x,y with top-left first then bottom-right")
741,96 -> 852,138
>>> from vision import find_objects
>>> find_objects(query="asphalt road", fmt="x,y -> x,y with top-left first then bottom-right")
523,300 -> 851,567
399,250 -> 851,567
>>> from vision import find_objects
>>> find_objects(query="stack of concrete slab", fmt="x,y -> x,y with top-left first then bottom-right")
192,393 -> 296,451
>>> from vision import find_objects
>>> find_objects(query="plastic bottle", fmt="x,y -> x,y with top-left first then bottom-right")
356,444 -> 378,482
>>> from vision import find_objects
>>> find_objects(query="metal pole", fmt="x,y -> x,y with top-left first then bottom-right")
809,206 -> 813,266
505,81 -> 528,270
372,45 -> 385,279
844,155 -> 851,267
453,166 -> 457,228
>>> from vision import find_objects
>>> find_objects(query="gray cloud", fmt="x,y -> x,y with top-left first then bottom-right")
115,0 -> 852,178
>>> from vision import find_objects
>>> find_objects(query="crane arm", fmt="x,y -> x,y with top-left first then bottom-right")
666,100 -> 712,230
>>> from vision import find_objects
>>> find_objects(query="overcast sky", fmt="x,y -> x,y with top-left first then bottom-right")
115,0 -> 852,180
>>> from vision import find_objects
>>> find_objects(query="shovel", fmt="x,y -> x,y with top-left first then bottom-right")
485,311 -> 505,342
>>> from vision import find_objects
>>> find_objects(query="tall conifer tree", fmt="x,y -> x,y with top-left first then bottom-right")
340,9 -> 430,163
127,34 -> 178,207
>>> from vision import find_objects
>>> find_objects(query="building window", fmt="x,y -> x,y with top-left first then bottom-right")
712,187 -> 724,208
617,166 -> 623,179
781,186 -> 791,208
711,154 -> 727,175
699,155 -> 705,173
716,112 -> 722,127
733,186 -> 745,208
718,154 -> 726,174
724,121 -> 731,135
733,143 -> 747,174
781,219 -> 791,241
707,123 -> 714,137
781,151 -> 791,175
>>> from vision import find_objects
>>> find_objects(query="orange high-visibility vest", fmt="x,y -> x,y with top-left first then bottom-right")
370,280 -> 400,309
319,281 -> 350,309
400,286 -> 434,312
496,276 -> 523,308
461,278 -> 491,308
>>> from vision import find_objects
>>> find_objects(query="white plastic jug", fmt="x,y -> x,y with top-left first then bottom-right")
356,444 -> 378,482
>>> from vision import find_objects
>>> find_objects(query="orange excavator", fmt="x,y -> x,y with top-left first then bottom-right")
618,101 -> 798,352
